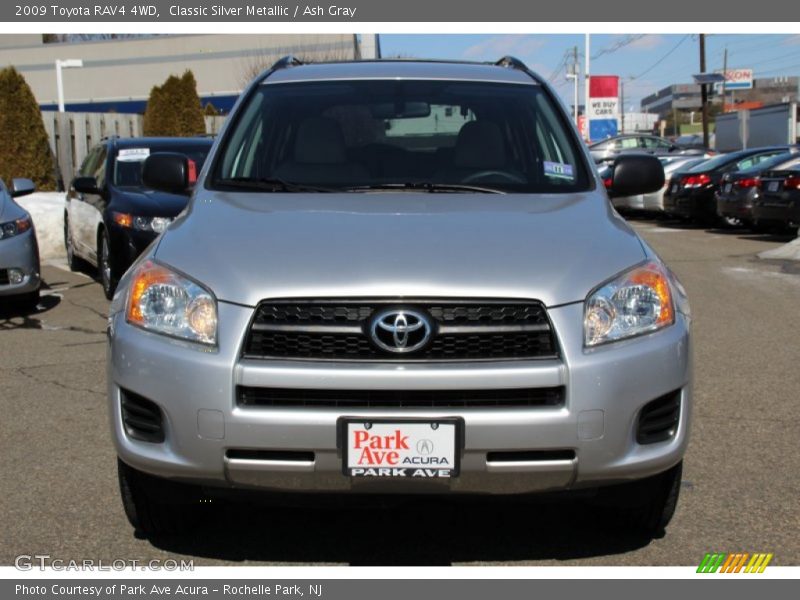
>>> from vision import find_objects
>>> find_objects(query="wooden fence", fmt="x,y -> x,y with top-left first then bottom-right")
41,112 -> 227,189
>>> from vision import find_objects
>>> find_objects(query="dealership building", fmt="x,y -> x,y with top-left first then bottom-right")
641,76 -> 800,118
0,34 -> 379,113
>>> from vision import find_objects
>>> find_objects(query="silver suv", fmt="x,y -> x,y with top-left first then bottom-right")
107,57 -> 691,538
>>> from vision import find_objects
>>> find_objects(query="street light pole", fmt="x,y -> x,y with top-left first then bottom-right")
55,59 -> 83,113
566,45 -> 579,126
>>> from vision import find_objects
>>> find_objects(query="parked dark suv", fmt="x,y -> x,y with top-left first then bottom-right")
64,136 -> 213,298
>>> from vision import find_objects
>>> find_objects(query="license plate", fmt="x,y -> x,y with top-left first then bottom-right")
340,418 -> 461,478
768,181 -> 780,192
724,183 -> 732,193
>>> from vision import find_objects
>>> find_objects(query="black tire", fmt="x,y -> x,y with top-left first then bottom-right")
117,458 -> 203,537
98,229 -> 117,300
593,461 -> 683,538
64,214 -> 81,271
14,289 -> 40,312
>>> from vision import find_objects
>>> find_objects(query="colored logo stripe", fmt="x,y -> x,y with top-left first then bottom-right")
697,552 -> 773,573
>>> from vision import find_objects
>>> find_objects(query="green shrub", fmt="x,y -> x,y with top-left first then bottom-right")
0,67 -> 57,190
143,70 -> 205,137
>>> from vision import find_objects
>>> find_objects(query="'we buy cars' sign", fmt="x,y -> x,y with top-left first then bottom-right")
587,75 -> 620,142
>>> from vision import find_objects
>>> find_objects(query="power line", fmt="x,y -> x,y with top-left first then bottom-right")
591,34 -> 647,60
630,34 -> 690,81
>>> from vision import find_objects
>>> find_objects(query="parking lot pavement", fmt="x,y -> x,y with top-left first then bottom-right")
2,223 -> 799,567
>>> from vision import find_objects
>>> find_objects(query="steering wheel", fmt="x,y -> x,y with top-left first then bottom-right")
461,170 -> 527,184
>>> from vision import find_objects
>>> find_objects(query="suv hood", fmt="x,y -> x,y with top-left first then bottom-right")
154,191 -> 645,307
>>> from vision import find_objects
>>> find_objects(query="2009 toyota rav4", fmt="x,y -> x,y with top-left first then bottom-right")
107,57 -> 691,538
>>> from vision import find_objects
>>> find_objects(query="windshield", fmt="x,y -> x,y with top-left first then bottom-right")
211,79 -> 591,193
114,145 -> 211,187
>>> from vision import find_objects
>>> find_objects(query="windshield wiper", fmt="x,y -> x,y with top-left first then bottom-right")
214,177 -> 337,193
344,182 -> 506,194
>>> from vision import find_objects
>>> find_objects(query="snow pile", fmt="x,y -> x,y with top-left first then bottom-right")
16,192 -> 66,260
758,230 -> 800,261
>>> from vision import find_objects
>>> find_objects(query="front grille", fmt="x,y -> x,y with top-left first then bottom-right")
636,390 -> 681,445
0,269 -> 8,285
237,386 -> 565,408
243,299 -> 558,361
120,389 -> 165,443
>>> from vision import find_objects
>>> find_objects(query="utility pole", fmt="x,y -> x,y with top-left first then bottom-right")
699,34 -> 710,148
721,47 -> 728,112
585,34 -> 591,141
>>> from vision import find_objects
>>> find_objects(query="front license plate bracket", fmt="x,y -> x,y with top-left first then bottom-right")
337,417 -> 464,479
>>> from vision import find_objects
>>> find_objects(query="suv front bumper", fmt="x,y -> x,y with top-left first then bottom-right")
108,301 -> 691,495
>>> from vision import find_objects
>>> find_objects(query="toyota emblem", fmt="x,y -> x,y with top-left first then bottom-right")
369,308 -> 433,353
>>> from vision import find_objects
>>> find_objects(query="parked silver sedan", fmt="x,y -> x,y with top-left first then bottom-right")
0,178 -> 40,309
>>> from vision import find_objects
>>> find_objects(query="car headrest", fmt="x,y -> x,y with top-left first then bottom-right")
294,117 -> 347,164
453,121 -> 506,169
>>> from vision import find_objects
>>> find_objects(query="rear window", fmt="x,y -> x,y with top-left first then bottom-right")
114,145 -> 211,187
211,79 -> 591,194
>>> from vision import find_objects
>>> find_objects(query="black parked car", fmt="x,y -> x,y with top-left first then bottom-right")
663,146 -> 798,224
752,166 -> 800,232
716,152 -> 800,228
64,136 -> 214,298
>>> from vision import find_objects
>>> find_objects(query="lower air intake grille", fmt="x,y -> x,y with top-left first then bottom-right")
237,386 -> 565,409
636,390 -> 681,445
0,269 -> 9,285
120,389 -> 165,443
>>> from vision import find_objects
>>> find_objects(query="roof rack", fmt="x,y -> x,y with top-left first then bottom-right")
495,56 -> 528,71
270,55 -> 304,71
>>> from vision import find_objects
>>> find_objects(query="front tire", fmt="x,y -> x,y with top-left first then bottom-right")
14,289 -> 40,312
117,459 -> 203,537
98,229 -> 117,300
593,461 -> 683,538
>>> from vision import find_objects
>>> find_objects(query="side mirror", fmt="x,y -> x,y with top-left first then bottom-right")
607,154 -> 664,197
10,178 -> 36,198
143,153 -> 191,195
73,176 -> 99,194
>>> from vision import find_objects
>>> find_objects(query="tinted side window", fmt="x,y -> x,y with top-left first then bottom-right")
94,147 -> 108,188
79,146 -> 102,177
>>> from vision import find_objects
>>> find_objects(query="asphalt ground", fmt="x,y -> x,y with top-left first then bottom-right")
1,218 -> 799,567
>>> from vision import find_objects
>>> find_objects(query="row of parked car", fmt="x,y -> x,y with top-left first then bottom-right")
598,139 -> 800,232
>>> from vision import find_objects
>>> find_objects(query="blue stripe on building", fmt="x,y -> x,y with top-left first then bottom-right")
40,94 -> 240,114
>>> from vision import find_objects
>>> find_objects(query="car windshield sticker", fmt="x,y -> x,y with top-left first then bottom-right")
117,148 -> 151,162
543,161 -> 575,180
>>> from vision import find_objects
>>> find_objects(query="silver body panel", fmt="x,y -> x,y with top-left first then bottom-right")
107,60 -> 692,496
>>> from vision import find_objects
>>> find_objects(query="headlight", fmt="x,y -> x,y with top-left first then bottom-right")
0,216 -> 32,240
126,260 -> 217,345
113,212 -> 172,233
584,261 -> 675,347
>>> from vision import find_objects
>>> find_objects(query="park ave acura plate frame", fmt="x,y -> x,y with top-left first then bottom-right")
337,417 -> 464,478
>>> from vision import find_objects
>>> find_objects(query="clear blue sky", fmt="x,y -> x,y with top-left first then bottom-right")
379,34 -> 800,110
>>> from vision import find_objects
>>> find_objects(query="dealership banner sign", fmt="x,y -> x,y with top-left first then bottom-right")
587,75 -> 620,142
